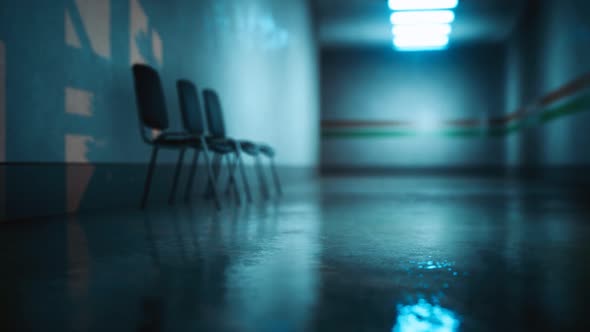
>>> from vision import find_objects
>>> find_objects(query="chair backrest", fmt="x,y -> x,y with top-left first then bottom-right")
177,80 -> 206,135
202,89 -> 227,138
132,64 -> 169,142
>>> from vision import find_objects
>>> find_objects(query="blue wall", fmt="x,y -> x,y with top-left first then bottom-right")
505,0 -> 590,166
321,0 -> 590,169
321,45 -> 507,168
0,0 -> 319,166
0,0 -> 319,220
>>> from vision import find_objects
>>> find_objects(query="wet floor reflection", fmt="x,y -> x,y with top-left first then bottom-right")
0,197 -> 323,331
1,176 -> 590,331
223,202 -> 320,332
393,299 -> 460,332
392,259 -> 463,332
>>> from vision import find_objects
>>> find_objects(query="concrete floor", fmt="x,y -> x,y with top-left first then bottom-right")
1,175 -> 590,331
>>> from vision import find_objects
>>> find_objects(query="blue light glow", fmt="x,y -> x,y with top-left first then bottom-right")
413,115 -> 443,130
392,24 -> 452,36
394,46 -> 448,52
393,35 -> 449,51
390,10 -> 455,25
393,299 -> 460,332
388,0 -> 459,11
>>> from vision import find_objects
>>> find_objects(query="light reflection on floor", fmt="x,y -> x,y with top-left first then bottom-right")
2,175 -> 590,331
393,258 -> 461,331
393,299 -> 460,332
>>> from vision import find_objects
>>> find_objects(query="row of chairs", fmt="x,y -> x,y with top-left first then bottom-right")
132,64 -> 282,210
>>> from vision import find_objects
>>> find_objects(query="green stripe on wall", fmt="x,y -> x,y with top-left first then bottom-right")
322,92 -> 590,139
540,93 -> 590,123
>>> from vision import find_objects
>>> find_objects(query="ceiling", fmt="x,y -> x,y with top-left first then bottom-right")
313,0 -> 527,48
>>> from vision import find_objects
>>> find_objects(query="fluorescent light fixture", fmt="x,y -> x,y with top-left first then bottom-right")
390,10 -> 455,25
394,34 -> 449,51
388,0 -> 459,11
395,45 -> 448,52
392,24 -> 452,36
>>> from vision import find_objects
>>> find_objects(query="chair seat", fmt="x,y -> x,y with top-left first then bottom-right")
206,137 -> 237,154
154,133 -> 194,146
239,141 -> 260,156
258,144 -> 275,157
202,136 -> 275,157
154,134 -> 234,155
239,141 -> 274,157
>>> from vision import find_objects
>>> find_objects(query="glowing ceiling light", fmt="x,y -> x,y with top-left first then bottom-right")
394,45 -> 448,52
388,0 -> 459,11
390,10 -> 455,25
392,24 -> 452,36
394,34 -> 449,51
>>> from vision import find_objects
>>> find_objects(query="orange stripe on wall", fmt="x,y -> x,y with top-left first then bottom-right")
488,107 -> 530,126
444,119 -> 482,127
539,73 -> 590,107
321,120 -> 412,128
322,72 -> 590,129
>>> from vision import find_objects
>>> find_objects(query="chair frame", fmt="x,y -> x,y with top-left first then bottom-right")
132,64 -> 221,210
202,89 -> 283,200
176,80 -> 249,206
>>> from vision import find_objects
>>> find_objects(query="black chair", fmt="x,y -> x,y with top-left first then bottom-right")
132,64 -> 221,210
177,80 -> 248,205
202,89 -> 282,199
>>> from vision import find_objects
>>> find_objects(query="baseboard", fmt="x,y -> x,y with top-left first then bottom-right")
0,163 -> 317,223
321,165 -> 590,181
3,163 -> 586,222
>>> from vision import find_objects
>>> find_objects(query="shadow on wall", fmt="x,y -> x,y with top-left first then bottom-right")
63,0 -> 164,214
0,0 -> 315,221
1,0 -> 167,220
506,0 -> 590,166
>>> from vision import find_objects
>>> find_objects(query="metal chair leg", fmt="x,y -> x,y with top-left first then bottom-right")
201,139 -> 222,210
223,155 -> 233,197
204,153 -> 222,199
269,158 -> 283,197
255,155 -> 270,200
184,150 -> 200,202
213,154 -> 222,180
236,146 -> 253,203
141,146 -> 159,209
169,148 -> 186,205
224,154 -> 242,206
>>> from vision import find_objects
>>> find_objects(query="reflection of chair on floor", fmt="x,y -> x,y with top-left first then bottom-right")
132,64 -> 221,209
202,89 -> 282,200
176,80 -> 246,206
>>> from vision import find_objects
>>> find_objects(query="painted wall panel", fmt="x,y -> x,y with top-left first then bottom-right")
505,0 -> 590,166
321,46 -> 506,167
1,0 -> 319,166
